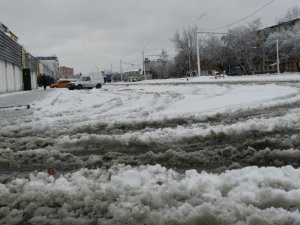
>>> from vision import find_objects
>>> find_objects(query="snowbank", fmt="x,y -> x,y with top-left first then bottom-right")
1,165 -> 300,225
1,75 -> 300,224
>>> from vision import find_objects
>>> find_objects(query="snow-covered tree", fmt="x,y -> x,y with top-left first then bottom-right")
264,25 -> 300,71
171,26 -> 197,77
201,35 -> 226,72
148,49 -> 176,79
282,6 -> 300,22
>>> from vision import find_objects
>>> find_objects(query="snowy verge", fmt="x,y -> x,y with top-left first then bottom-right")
1,165 -> 300,225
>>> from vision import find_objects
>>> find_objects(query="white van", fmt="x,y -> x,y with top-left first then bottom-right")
71,72 -> 104,89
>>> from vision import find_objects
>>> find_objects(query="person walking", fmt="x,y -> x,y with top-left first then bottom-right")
42,74 -> 47,90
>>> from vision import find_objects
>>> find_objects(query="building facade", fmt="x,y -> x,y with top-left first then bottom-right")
1,22 -> 61,93
58,66 -> 74,78
36,56 -> 59,79
22,50 -> 39,90
0,24 -> 23,93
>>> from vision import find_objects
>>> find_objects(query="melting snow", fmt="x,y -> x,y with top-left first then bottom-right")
1,74 -> 300,224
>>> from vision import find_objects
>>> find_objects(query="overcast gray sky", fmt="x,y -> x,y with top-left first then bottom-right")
0,0 -> 299,74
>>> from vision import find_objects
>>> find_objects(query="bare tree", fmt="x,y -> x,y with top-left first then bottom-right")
171,26 -> 197,77
201,35 -> 225,72
285,6 -> 300,21
221,19 -> 262,74
148,49 -> 176,79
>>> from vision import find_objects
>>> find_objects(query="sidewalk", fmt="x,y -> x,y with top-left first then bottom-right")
0,88 -> 53,108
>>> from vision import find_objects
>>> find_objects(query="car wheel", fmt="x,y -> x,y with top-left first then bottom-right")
77,85 -> 82,90
96,84 -> 102,89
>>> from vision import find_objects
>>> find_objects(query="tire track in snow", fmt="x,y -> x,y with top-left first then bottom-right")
1,97 -> 300,152
1,83 -> 300,174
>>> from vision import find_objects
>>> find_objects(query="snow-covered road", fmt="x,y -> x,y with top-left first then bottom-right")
1,75 -> 300,224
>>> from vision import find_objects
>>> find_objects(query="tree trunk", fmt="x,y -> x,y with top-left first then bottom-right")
296,61 -> 300,72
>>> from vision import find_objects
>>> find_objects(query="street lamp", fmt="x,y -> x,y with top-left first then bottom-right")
142,43 -> 150,80
194,31 -> 203,76
120,59 -> 123,82
196,32 -> 201,76
195,14 -> 206,77
276,39 -> 280,74
120,59 -> 135,82
188,39 -> 191,77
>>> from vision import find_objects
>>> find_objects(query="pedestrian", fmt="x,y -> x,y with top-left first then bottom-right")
42,74 -> 47,90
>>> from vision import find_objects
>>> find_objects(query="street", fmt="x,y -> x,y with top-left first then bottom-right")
1,76 -> 300,224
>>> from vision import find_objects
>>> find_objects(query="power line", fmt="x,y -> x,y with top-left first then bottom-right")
196,31 -> 228,35
212,0 -> 276,31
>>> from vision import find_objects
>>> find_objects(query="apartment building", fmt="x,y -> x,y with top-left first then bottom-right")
255,17 -> 300,74
58,66 -> 74,78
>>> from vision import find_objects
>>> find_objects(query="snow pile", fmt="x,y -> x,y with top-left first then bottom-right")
137,73 -> 300,84
1,165 -> 300,224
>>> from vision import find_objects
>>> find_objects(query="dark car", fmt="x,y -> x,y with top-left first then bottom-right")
104,75 -> 111,83
66,82 -> 76,90
229,67 -> 243,76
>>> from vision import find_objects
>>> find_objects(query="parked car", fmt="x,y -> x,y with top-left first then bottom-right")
68,72 -> 104,90
228,67 -> 243,76
50,79 -> 75,88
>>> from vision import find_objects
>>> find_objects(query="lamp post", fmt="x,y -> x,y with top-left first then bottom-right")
120,59 -> 123,82
195,14 -> 206,76
142,43 -> 150,80
276,39 -> 280,74
120,60 -> 135,82
196,32 -> 201,76
188,39 -> 191,77
142,50 -> 146,80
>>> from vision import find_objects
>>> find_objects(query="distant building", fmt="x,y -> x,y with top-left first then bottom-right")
36,56 -> 59,78
0,22 -> 59,93
255,17 -> 300,74
259,18 -> 300,38
38,61 -> 53,77
58,66 -> 74,78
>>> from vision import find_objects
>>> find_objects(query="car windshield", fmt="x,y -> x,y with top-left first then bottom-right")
78,76 -> 85,81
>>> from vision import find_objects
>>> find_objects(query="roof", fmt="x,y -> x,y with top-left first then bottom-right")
260,17 -> 300,31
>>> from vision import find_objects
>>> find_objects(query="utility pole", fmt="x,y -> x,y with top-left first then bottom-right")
142,43 -> 149,80
195,14 -> 206,76
188,39 -> 191,77
196,32 -> 201,76
120,59 -> 123,82
142,50 -> 146,80
276,39 -> 280,74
